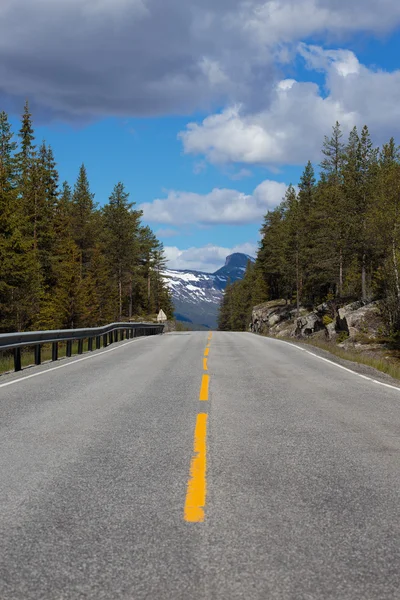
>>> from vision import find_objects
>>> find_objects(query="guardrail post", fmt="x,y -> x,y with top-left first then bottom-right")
14,348 -> 22,372
88,337 -> 93,352
114,330 -> 118,343
96,336 -> 101,350
34,344 -> 41,365
78,339 -> 83,354
103,334 -> 108,347
52,342 -> 58,362
66,340 -> 72,357
109,332 -> 113,345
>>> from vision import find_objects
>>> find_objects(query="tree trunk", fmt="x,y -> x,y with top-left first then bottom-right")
129,277 -> 133,319
118,267 -> 122,321
361,218 -> 367,302
147,272 -> 151,313
361,251 -> 367,302
392,236 -> 400,302
33,189 -> 37,251
339,246 -> 343,298
296,249 -> 300,317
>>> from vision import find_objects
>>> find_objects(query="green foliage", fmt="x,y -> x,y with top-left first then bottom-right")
218,261 -> 269,331
337,331 -> 349,343
0,104 -> 173,332
221,121 -> 400,338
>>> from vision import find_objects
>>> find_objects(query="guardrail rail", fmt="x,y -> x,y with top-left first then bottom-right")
0,322 -> 164,373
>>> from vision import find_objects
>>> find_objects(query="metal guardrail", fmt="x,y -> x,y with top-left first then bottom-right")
0,322 -> 164,373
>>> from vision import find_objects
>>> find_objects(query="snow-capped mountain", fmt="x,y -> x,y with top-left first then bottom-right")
163,253 -> 254,328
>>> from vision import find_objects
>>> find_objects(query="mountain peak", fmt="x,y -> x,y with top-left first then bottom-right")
162,252 -> 254,328
213,252 -> 254,280
223,252 -> 254,268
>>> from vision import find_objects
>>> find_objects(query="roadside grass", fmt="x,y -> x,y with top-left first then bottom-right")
0,340 -> 90,376
287,337 -> 400,381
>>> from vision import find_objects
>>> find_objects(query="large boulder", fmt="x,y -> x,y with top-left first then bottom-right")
295,312 -> 325,337
336,301 -> 382,340
250,300 -> 294,334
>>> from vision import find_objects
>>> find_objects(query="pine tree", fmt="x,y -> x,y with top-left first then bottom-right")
71,164 -> 97,276
0,108 -> 42,331
218,279 -> 233,331
103,182 -> 141,320
283,185 -> 302,314
321,121 -> 345,181
258,206 -> 288,300
138,225 -> 162,315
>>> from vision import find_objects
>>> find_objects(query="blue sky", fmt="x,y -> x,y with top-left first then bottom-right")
2,0 -> 400,272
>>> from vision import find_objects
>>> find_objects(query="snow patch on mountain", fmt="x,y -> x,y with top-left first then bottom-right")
162,253 -> 254,328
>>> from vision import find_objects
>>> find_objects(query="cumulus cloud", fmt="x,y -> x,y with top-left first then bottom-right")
1,0 -> 400,119
140,180 -> 288,225
164,243 -> 258,272
179,44 -> 400,166
154,228 -> 180,239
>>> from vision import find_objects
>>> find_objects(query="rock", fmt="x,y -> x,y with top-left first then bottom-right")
250,300 -> 290,334
335,301 -> 382,339
326,321 -> 337,341
295,312 -> 325,337
251,298 -> 384,345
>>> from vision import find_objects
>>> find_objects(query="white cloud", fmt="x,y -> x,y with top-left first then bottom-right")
179,44 -> 400,166
241,0 -> 400,45
2,1 -> 400,119
229,168 -> 253,180
140,180 -> 288,225
298,44 -> 360,76
155,228 -> 179,238
164,243 -> 257,272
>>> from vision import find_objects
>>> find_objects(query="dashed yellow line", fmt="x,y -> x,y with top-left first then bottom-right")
184,333 -> 212,523
184,413 -> 208,523
199,374 -> 209,401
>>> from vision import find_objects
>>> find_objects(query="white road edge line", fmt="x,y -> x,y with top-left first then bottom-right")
267,337 -> 400,393
0,337 -> 152,389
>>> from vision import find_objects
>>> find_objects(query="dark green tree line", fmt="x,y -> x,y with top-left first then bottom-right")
0,103 -> 173,332
219,122 -> 400,334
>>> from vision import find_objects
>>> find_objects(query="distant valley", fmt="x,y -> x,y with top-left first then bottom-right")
162,253 -> 254,329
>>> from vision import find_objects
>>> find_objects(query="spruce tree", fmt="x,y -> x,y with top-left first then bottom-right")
218,279 -> 233,331
320,122 -> 347,296
103,182 -> 141,320
71,164 -> 97,276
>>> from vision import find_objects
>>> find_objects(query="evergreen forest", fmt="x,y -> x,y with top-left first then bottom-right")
0,102 -> 173,333
219,122 -> 400,335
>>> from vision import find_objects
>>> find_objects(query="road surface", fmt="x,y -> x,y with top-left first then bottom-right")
1,331 -> 399,599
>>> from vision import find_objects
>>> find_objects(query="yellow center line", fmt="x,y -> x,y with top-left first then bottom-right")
199,373 -> 209,401
184,413 -> 208,523
204,347 -> 210,357
203,357 -> 208,371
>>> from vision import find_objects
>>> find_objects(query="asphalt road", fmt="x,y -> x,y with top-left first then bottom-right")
1,331 -> 400,599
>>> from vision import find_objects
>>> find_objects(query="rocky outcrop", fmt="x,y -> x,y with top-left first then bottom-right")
336,301 -> 381,340
250,299 -> 384,344
250,300 -> 298,336
294,312 -> 326,337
